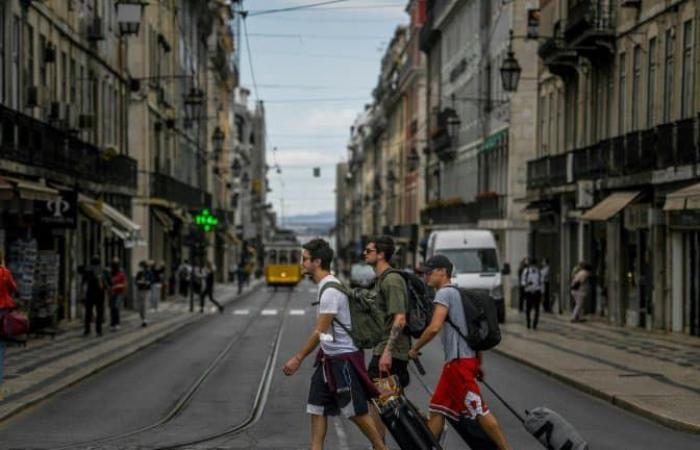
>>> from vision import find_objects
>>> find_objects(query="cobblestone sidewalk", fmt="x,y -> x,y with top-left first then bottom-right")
496,309 -> 700,433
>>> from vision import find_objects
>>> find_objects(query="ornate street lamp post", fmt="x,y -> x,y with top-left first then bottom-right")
500,30 -> 522,93
116,1 -> 147,36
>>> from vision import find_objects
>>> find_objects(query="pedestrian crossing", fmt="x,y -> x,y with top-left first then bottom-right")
231,308 -> 308,316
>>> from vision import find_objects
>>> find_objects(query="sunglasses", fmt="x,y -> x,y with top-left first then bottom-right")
362,248 -> 376,254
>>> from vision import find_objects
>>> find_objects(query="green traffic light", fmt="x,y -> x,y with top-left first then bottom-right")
194,209 -> 219,232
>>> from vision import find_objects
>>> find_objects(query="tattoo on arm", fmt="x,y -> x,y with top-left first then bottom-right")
386,325 -> 402,354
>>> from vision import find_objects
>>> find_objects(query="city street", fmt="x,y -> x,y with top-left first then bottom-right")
0,282 -> 696,450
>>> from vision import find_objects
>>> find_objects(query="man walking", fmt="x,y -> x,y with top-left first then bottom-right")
200,261 -> 224,313
363,235 -> 410,441
409,255 -> 511,449
109,258 -> 127,331
177,259 -> 192,298
134,261 -> 151,327
282,239 -> 387,450
82,255 -> 106,337
521,258 -> 543,330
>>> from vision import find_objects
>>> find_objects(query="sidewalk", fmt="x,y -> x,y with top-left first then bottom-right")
0,280 -> 262,423
496,308 -> 700,433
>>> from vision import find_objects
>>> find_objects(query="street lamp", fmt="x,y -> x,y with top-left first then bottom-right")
211,126 -> 225,153
116,1 -> 147,36
183,87 -> 205,122
500,30 -> 522,93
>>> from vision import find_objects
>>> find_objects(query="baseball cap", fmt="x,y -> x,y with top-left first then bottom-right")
417,254 -> 453,275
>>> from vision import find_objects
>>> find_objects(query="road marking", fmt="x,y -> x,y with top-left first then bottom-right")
233,309 -> 250,315
289,309 -> 306,316
261,309 -> 278,316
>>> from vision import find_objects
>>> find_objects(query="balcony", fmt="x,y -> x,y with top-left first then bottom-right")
538,22 -> 578,79
655,123 -> 674,169
572,144 -> 607,180
639,128 -> 656,171
0,104 -> 137,189
477,194 -> 506,221
420,200 -> 478,226
549,153 -> 569,185
676,118 -> 697,166
565,0 -> 615,61
151,172 -> 211,210
527,156 -> 550,188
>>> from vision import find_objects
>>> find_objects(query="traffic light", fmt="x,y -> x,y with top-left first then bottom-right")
194,208 -> 219,232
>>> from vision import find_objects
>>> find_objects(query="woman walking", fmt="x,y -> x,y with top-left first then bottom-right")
571,262 -> 591,322
110,259 -> 127,331
0,250 -> 18,400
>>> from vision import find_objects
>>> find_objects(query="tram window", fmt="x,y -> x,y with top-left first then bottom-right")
279,250 -> 289,264
267,250 -> 277,264
291,250 -> 300,264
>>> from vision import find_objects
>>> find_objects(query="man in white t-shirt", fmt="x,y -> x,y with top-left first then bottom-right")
282,238 -> 386,450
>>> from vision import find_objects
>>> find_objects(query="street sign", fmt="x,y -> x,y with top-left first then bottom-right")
194,208 -> 219,232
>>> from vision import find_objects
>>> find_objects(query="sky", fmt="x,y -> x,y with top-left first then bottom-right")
237,0 -> 408,221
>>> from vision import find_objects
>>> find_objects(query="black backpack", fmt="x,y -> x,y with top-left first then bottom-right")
379,269 -> 433,339
446,286 -> 501,351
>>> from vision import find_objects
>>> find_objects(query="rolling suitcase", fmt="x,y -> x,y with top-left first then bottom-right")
482,380 -> 589,450
377,395 -> 443,450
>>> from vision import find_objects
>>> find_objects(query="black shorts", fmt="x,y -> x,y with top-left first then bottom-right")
307,359 -> 370,418
368,355 -> 410,388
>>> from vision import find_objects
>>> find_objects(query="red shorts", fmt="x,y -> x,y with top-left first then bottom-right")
429,358 -> 489,420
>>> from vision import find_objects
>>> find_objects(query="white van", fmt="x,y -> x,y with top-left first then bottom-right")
426,229 -> 509,322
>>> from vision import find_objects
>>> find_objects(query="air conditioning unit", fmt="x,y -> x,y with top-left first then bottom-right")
78,113 -> 94,130
87,16 -> 105,41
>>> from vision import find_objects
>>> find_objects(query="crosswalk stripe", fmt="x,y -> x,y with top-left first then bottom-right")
233,309 -> 250,315
261,309 -> 278,316
289,309 -> 306,316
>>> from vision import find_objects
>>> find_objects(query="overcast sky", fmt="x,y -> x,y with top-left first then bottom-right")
238,0 -> 407,221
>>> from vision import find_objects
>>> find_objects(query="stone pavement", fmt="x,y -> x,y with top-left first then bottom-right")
496,308 -> 700,433
0,280 -> 262,423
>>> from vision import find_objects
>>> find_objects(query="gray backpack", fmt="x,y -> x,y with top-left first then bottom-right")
524,407 -> 589,450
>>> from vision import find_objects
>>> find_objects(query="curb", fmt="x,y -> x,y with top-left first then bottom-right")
0,282 -> 263,425
493,346 -> 700,434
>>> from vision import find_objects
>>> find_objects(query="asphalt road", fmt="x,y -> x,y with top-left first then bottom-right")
0,280 -> 697,449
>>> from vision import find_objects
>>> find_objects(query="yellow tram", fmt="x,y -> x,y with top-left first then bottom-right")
264,233 -> 303,288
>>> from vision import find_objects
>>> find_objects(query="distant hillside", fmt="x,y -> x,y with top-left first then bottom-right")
283,211 -> 335,226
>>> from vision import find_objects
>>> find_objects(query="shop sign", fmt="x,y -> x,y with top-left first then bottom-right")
669,210 -> 700,229
38,190 -> 77,229
624,204 -> 649,230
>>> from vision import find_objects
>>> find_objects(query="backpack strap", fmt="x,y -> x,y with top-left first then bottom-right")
442,286 -> 476,350
315,281 -> 352,337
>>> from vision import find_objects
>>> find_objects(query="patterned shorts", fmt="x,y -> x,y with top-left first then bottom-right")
429,358 -> 489,420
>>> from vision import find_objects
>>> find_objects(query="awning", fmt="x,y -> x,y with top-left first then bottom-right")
109,226 -> 128,241
2,176 -> 59,202
152,207 -> 174,232
581,191 -> 641,221
170,208 -> 192,224
664,182 -> 700,211
102,202 -> 141,233
79,201 -> 107,224
225,230 -> 241,245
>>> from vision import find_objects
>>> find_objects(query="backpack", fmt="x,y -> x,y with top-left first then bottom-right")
318,281 -> 385,349
379,270 -> 433,339
446,286 -> 501,351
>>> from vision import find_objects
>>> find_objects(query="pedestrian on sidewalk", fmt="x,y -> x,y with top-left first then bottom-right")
236,262 -> 247,295
0,250 -> 18,400
570,262 -> 591,323
521,258 -> 543,330
541,258 -> 552,313
82,255 -> 106,337
200,261 -> 224,314
517,257 -> 529,313
282,238 -> 387,450
109,258 -> 127,331
149,261 -> 164,311
134,261 -> 151,327
177,259 -> 192,298
409,255 -> 512,449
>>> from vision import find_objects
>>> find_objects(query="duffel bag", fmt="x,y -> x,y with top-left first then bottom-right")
1,310 -> 30,339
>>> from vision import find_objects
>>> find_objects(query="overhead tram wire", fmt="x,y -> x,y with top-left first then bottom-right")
247,0 -> 351,16
241,12 -> 260,101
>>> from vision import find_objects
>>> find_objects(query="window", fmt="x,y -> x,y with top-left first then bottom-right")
632,46 -> 642,130
11,16 -> 19,109
61,51 -> 67,102
25,24 -> 34,108
663,28 -> 675,122
70,58 -> 76,105
682,20 -> 694,118
618,52 -> 626,134
0,2 -> 6,103
647,38 -> 657,128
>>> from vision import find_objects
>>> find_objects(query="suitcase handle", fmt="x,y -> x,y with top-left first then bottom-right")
413,357 -> 426,376
481,379 -> 525,424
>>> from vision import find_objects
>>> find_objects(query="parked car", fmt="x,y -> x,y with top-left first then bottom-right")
426,229 -> 510,323
350,263 -> 376,288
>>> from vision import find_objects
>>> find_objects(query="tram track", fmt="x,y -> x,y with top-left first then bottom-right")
53,288 -> 292,450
